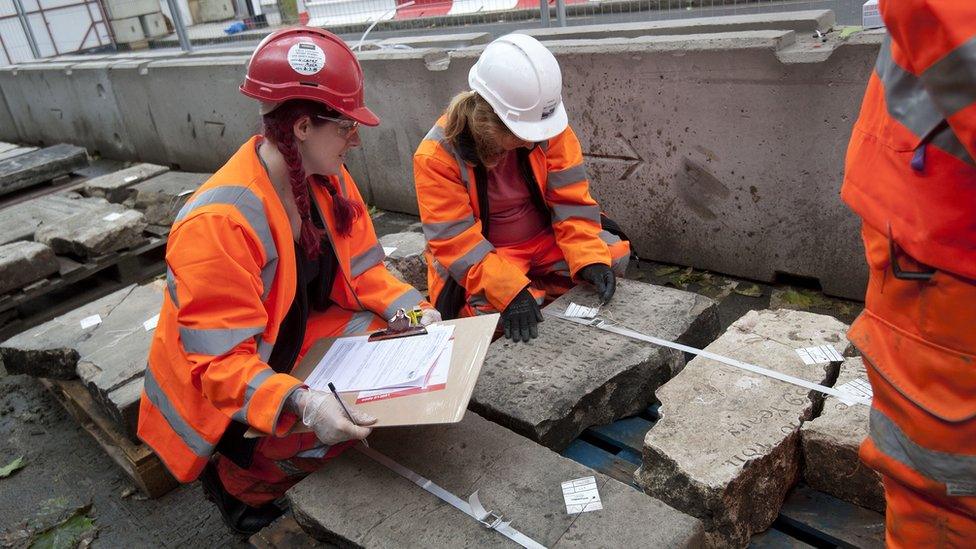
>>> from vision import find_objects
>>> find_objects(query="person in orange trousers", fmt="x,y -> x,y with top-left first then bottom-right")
137,28 -> 438,535
414,34 -> 631,343
841,1 -> 976,546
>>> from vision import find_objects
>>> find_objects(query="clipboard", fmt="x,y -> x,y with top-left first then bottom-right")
247,313 -> 498,437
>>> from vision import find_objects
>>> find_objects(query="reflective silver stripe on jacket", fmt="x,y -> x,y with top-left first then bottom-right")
383,287 -> 426,320
870,407 -> 976,495
920,35 -> 976,118
423,215 -> 476,241
876,36 -> 974,165
448,239 -> 494,282
547,164 -> 587,189
143,368 -> 213,457
180,325 -> 264,356
551,203 -> 601,224
350,242 -> 385,278
344,310 -> 379,335
231,368 -> 275,423
175,185 -> 280,300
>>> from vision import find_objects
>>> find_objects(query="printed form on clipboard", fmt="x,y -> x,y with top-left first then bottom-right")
304,324 -> 456,404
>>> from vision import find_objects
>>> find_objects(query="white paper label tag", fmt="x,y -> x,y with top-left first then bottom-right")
177,189 -> 195,197
143,314 -> 160,331
382,246 -> 397,256
561,476 -> 602,514
565,302 -> 598,319
287,42 -> 325,75
102,212 -> 123,222
123,175 -> 139,183
836,377 -> 873,402
79,314 -> 102,329
795,344 -> 844,365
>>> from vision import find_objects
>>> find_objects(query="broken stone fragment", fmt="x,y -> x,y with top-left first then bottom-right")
35,207 -> 147,259
635,309 -> 851,548
471,279 -> 720,450
81,163 -> 170,203
289,411 -> 704,547
378,231 -> 427,291
0,194 -> 114,246
131,172 -> 209,226
801,357 -> 884,513
0,241 -> 60,295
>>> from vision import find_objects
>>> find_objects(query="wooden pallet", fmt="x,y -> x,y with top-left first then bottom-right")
40,378 -> 178,499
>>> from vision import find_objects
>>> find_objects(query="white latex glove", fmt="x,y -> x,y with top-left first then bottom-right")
419,307 -> 442,327
288,388 -> 376,445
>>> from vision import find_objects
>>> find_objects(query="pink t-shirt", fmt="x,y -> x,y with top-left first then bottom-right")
485,150 -> 551,247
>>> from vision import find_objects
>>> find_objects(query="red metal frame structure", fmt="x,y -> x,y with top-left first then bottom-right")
0,0 -> 110,63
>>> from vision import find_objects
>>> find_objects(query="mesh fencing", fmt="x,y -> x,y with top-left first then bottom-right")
1,0 -> 869,63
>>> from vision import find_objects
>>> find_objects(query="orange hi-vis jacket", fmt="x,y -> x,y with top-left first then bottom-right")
415,116 -> 617,312
138,136 -> 426,482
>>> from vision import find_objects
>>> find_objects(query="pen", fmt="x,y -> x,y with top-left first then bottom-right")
327,382 -> 369,447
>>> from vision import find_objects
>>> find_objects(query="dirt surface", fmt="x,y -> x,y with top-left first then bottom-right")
0,375 -> 245,547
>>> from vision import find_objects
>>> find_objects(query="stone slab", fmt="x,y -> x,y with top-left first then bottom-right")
0,241 -> 59,295
131,171 -> 209,225
379,231 -> 427,291
635,309 -> 851,547
0,193 -> 113,246
0,284 -> 133,379
81,163 -> 170,203
800,357 -> 884,513
289,411 -> 704,548
0,144 -> 89,197
35,205 -> 147,259
471,279 -> 720,451
0,145 -> 37,162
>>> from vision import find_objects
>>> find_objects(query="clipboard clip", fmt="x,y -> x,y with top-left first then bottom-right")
368,308 -> 428,342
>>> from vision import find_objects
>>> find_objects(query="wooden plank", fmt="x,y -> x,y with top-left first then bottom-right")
0,144 -> 89,197
41,378 -> 177,499
587,416 -> 654,455
749,527 -> 815,548
778,485 -> 885,549
560,439 -> 639,487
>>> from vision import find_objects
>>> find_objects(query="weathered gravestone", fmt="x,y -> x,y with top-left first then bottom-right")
0,194 -> 112,246
35,206 -> 147,259
289,411 -> 704,548
0,144 -> 88,196
131,172 -> 209,226
635,309 -> 851,547
81,163 -> 170,203
471,279 -> 720,450
801,357 -> 884,513
379,231 -> 427,291
0,282 -> 162,438
0,241 -> 59,295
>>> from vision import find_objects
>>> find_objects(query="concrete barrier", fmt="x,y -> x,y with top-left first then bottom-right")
0,18 -> 883,299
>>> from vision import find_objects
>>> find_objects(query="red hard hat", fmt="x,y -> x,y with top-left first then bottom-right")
241,27 -> 379,126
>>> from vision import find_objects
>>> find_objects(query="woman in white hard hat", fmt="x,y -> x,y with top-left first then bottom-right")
414,33 -> 631,343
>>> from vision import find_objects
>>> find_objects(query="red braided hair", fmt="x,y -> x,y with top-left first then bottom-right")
262,100 -> 364,259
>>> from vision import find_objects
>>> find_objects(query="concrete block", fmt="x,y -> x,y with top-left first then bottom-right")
111,17 -> 147,44
81,163 -> 170,203
378,231 -> 427,291
0,241 -> 59,295
635,309 -> 851,547
801,357 -> 883,513
0,144 -> 89,197
103,0 -> 158,20
471,279 -> 719,450
0,91 -> 17,143
35,206 -> 147,259
520,10 -> 836,41
0,285 -> 133,379
378,31 -> 492,50
289,411 -> 704,547
131,171 -> 209,225
0,194 -> 114,246
196,0 -> 235,22
140,12 -> 169,39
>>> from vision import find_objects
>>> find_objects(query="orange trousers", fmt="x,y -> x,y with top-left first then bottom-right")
850,224 -> 976,548
215,305 -> 386,506
430,230 -> 631,317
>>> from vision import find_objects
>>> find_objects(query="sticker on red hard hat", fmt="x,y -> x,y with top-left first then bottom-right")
287,42 -> 326,76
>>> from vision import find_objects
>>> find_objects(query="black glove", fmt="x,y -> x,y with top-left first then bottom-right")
579,263 -> 616,304
501,288 -> 544,343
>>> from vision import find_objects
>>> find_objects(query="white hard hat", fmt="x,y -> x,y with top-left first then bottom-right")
468,33 -> 568,143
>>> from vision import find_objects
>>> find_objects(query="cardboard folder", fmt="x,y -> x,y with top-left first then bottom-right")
250,313 -> 498,436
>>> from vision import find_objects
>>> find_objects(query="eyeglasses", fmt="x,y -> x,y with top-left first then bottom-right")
315,115 -> 359,138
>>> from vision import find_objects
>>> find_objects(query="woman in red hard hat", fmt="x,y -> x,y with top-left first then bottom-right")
137,27 -> 438,535
414,33 -> 631,343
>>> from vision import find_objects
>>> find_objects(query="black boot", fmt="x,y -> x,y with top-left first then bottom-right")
199,461 -> 285,537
